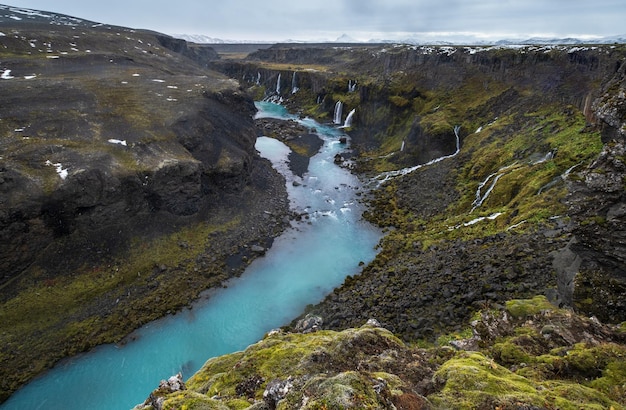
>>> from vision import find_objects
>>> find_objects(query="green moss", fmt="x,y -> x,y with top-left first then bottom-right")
492,341 -> 532,365
431,351 -> 542,408
436,327 -> 473,347
185,326 -> 406,407
161,391 -> 230,409
431,351 -> 624,409
388,95 -> 410,108
591,360 -> 626,403
505,295 -> 555,318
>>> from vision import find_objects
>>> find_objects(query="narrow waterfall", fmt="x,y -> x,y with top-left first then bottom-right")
373,125 -> 462,185
343,108 -> 356,128
256,72 -> 261,85
348,80 -> 357,92
291,72 -> 298,94
333,101 -> 343,125
471,172 -> 506,213
470,163 -> 519,213
276,73 -> 281,94
400,140 -> 405,152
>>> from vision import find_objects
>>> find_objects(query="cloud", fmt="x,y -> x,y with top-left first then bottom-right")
5,0 -> 625,41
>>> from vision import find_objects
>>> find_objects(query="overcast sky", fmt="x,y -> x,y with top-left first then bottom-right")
4,0 -> 625,42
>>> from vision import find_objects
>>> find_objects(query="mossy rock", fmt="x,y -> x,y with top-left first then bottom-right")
431,351 -> 623,409
505,295 -> 556,318
172,325 -> 419,409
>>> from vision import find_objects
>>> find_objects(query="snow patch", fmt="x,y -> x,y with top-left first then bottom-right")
152,79 -> 165,83
108,139 -> 127,146
1,69 -> 14,79
45,160 -> 68,180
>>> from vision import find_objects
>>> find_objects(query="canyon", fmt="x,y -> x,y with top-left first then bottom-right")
0,5 -> 625,409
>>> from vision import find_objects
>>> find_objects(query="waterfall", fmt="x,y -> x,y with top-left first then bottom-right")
470,162 -> 519,213
256,72 -> 261,85
471,173 -> 506,213
343,109 -> 356,128
373,125 -> 462,185
348,80 -> 357,92
276,73 -> 281,94
333,101 -> 343,125
400,140 -> 405,152
291,72 -> 298,94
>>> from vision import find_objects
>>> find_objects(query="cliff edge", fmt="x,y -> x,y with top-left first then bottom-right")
0,7 -> 289,401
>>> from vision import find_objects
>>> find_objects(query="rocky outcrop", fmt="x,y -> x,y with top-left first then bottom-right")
0,49 -> 258,285
154,34 -> 220,67
562,59 -> 626,322
136,297 -> 626,409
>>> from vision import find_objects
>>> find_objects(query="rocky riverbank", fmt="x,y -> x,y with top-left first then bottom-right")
0,10 -> 325,402
255,117 -> 324,177
136,296 -> 626,409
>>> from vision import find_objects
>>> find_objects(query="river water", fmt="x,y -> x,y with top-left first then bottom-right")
1,102 -> 382,410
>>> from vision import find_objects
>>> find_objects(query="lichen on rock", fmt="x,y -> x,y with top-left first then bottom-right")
138,298 -> 626,409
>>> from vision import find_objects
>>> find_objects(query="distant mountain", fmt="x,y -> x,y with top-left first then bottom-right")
335,33 -> 358,43
172,34 -> 273,44
173,32 -> 626,46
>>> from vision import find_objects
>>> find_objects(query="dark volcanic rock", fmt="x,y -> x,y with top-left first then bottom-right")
560,60 -> 626,323
304,226 -> 568,342
0,9 -> 291,402
0,17 -> 256,286
255,117 -> 323,177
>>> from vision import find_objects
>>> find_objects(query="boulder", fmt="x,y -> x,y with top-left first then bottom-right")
294,314 -> 323,334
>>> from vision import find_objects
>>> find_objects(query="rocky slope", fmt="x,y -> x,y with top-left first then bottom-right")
0,7 -> 293,402
214,43 -> 626,335
139,43 -> 625,408
136,296 -> 626,409
2,6 -> 626,406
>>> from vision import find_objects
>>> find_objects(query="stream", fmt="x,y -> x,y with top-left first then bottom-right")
1,102 -> 382,410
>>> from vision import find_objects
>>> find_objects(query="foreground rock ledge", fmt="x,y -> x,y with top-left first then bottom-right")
135,296 -> 626,410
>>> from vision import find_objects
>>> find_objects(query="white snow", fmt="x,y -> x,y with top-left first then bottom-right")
108,139 -> 127,146
152,79 -> 165,83
167,85 -> 178,89
132,73 -> 140,77
46,55 -> 60,59
1,69 -> 14,79
45,160 -> 68,180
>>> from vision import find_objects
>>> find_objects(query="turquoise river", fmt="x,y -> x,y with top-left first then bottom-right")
1,102 -> 382,410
